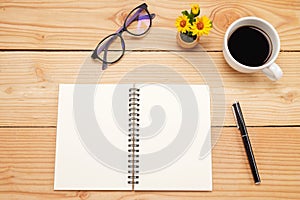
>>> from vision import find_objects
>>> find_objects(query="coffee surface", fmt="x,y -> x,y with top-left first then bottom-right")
228,26 -> 272,67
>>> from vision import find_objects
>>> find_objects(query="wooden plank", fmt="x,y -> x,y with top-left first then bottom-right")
0,0 -> 299,50
0,51 -> 299,126
0,127 -> 299,199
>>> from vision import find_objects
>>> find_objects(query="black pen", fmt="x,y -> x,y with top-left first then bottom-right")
232,101 -> 261,184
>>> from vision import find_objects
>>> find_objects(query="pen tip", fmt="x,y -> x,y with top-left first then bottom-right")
232,100 -> 239,106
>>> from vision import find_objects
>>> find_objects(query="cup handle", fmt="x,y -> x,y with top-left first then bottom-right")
262,63 -> 283,81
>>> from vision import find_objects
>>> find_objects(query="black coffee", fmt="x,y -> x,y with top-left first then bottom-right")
228,26 -> 272,67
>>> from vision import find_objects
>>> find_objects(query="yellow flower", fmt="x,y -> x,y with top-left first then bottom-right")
191,16 -> 212,36
175,15 -> 191,33
191,4 -> 200,15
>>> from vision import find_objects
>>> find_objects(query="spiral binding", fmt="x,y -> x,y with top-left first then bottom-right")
128,87 -> 140,185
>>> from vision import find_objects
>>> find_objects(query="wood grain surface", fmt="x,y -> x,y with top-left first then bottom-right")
0,0 -> 299,50
0,51 -> 299,126
0,0 -> 300,199
0,127 -> 299,199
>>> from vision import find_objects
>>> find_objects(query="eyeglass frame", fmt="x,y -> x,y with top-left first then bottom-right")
91,3 -> 155,70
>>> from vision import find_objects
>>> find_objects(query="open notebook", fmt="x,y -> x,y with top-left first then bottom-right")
54,84 -> 212,191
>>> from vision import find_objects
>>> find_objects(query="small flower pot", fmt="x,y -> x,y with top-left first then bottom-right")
176,32 -> 199,48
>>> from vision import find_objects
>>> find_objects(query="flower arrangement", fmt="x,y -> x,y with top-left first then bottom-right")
175,4 -> 212,46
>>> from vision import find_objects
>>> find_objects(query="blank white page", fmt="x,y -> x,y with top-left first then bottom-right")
54,84 -> 132,190
134,84 -> 212,191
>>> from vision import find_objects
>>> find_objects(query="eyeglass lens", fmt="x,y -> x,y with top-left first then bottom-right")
125,7 -> 151,36
97,34 -> 124,63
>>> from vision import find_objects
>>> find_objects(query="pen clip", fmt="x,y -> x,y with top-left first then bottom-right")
231,105 -> 239,129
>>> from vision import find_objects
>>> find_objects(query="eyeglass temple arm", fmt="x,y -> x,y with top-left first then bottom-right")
102,51 -> 108,70
124,11 -> 155,30
139,13 -> 155,21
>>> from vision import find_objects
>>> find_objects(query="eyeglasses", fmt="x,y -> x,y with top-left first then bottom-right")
91,3 -> 155,70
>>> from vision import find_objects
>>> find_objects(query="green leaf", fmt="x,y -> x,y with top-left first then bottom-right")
181,10 -> 188,16
187,13 -> 193,24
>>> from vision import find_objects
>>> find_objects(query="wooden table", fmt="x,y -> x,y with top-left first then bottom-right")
1,0 -> 299,199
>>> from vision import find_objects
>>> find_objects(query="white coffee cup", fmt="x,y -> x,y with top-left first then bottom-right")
223,17 -> 283,81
